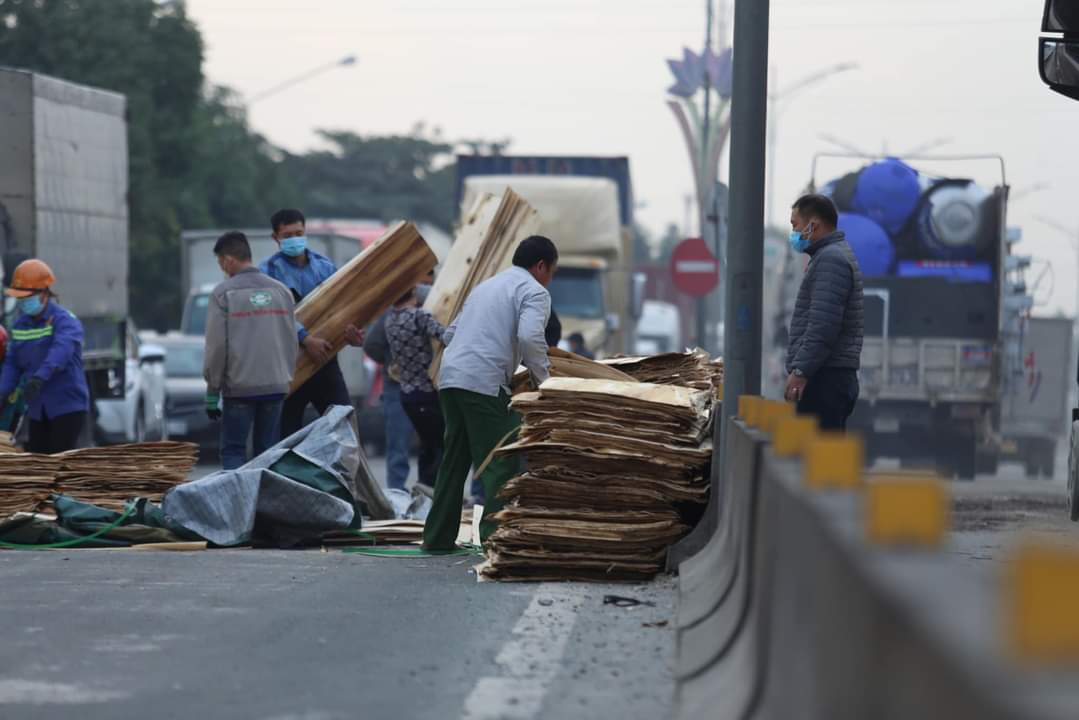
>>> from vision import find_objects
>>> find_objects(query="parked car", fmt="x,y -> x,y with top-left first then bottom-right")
153,333 -> 216,447
95,323 -> 168,444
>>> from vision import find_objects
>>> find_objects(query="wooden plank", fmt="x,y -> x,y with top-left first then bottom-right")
292,221 -> 437,393
425,189 -> 542,383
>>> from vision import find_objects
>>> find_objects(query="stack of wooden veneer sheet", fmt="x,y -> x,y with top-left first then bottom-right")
480,377 -> 713,582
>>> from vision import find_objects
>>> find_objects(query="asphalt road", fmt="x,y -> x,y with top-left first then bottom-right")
0,453 -> 678,720
2,440 -> 1072,719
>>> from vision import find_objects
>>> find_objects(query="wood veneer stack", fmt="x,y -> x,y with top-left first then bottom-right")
291,221 -> 438,393
0,441 -> 199,517
602,349 -> 724,398
479,377 -> 713,582
425,189 -> 541,382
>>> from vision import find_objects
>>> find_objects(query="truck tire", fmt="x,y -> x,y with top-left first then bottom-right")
975,451 -> 999,476
1038,440 -> 1057,479
939,434 -> 976,480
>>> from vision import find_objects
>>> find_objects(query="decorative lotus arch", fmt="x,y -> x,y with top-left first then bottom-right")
666,46 -> 732,235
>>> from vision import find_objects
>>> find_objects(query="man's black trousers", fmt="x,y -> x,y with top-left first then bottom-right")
796,367 -> 859,431
280,357 -> 351,438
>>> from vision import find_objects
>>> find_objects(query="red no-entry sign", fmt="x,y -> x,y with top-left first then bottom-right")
671,237 -> 720,297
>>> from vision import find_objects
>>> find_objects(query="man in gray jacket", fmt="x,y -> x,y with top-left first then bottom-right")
204,231 -> 299,469
785,194 -> 864,430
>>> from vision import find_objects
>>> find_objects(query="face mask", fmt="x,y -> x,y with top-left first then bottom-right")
280,236 -> 307,257
18,295 -> 44,317
788,223 -> 813,254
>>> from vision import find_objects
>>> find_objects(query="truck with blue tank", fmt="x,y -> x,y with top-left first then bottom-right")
802,155 -> 1018,478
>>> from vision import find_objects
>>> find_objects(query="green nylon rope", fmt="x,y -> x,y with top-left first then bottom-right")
342,543 -> 485,558
0,503 -> 137,550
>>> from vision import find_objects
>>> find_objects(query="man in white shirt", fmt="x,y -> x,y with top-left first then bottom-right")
422,236 -> 557,551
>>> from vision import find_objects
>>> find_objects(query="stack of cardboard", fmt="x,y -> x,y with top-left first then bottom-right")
510,347 -> 638,394
0,442 -> 199,518
0,455 -> 62,517
55,442 -> 200,510
602,349 -> 723,397
480,377 -> 712,582
292,221 -> 437,393
426,189 -> 541,382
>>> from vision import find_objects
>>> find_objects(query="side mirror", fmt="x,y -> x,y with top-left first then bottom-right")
1043,0 -> 1079,33
1040,38 -> 1079,100
630,272 -> 647,320
139,343 -> 166,365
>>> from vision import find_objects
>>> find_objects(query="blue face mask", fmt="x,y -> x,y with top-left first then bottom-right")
18,295 -> 44,317
788,224 -> 813,254
280,236 -> 307,257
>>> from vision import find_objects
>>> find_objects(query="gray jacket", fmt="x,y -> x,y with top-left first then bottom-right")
204,266 -> 299,398
440,267 -> 551,396
786,231 -> 864,377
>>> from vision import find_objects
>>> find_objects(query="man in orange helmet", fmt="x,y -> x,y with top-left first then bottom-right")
0,259 -> 89,453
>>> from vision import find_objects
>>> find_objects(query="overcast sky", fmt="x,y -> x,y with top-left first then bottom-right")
187,0 -> 1079,315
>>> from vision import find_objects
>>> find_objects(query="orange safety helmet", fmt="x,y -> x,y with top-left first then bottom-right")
4,259 -> 56,298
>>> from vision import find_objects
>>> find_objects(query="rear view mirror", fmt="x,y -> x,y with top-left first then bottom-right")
139,343 -> 166,365
1043,0 -> 1079,33
1039,38 -> 1079,100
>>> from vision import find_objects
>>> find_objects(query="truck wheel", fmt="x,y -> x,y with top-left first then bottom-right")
975,451 -> 998,476
1038,440 -> 1057,479
941,438 -> 977,480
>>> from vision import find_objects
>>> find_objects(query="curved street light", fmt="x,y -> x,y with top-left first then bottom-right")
767,62 -> 859,226
248,54 -> 358,105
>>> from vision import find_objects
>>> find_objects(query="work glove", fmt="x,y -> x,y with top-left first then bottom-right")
23,377 -> 43,405
205,393 -> 222,421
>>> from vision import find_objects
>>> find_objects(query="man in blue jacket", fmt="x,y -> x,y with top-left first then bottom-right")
0,259 -> 89,453
785,194 -> 865,430
260,209 -> 365,438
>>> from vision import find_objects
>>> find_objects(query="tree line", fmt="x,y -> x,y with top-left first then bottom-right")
0,0 -> 489,330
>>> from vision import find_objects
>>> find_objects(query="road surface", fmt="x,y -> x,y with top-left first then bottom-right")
1,441 -> 1073,719
0,453 -> 677,720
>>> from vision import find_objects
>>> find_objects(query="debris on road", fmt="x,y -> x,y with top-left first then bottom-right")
0,441 -> 198,517
601,349 -> 724,397
511,346 -> 638,394
479,375 -> 714,582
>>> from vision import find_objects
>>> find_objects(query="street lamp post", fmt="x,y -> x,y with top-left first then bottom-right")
1036,215 -> 1079,320
248,54 -> 358,104
766,62 -> 858,227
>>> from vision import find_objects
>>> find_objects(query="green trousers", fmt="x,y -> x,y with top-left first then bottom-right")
422,387 -> 521,549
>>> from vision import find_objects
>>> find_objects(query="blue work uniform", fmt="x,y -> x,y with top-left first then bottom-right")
0,301 -> 90,422
259,249 -> 351,437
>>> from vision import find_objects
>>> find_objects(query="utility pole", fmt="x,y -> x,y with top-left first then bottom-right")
723,0 -> 769,435
697,0 -> 715,352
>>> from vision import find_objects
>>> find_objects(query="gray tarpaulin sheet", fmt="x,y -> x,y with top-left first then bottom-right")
163,405 -> 391,546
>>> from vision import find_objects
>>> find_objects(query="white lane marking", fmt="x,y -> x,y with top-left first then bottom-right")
0,679 -> 129,704
675,260 -> 717,274
463,585 -> 584,719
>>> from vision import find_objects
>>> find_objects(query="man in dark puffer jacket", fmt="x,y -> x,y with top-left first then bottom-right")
785,194 -> 864,430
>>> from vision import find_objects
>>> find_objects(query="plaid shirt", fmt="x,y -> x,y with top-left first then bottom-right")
385,306 -> 445,394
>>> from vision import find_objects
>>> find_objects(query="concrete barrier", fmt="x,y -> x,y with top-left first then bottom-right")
668,401 -> 724,568
676,420 -> 763,679
674,418 -> 1079,719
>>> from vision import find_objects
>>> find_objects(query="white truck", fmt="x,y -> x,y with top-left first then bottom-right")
637,300 -> 683,355
460,175 -> 638,356
999,316 -> 1074,477
0,68 -> 130,408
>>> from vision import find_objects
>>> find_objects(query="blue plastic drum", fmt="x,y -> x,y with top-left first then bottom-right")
838,213 -> 894,277
850,157 -> 922,235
